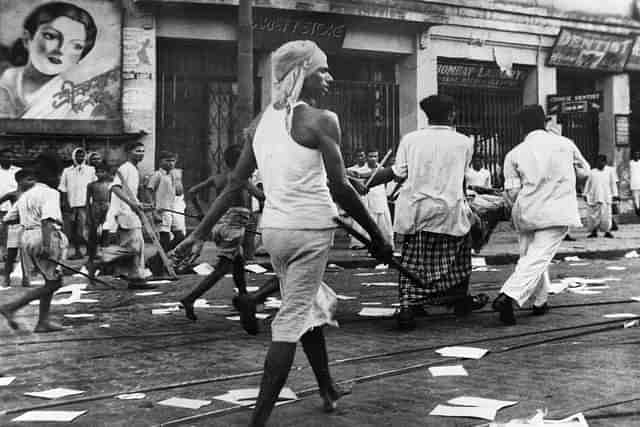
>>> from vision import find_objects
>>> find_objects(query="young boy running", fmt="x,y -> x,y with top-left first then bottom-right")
86,161 -> 114,276
0,167 -> 69,332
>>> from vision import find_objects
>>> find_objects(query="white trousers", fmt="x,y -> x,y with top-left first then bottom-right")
501,226 -> 568,307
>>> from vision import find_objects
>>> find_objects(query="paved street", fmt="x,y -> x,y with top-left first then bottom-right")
1,248 -> 640,426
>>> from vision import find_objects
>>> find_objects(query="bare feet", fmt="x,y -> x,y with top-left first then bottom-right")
320,382 -> 353,413
180,299 -> 197,322
0,306 -> 20,330
34,320 -> 66,333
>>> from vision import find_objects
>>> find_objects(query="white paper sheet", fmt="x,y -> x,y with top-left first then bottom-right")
354,272 -> 386,276
548,282 -> 569,295
361,282 -> 397,287
374,264 -> 389,270
135,291 -> 163,296
447,396 -> 518,411
0,376 -> 16,386
360,302 -> 383,305
24,388 -> 85,399
606,266 -> 626,271
631,296 -> 640,302
245,264 -> 268,274
357,307 -> 396,317
214,387 -> 297,407
337,294 -> 357,300
435,346 -> 488,359
116,393 -> 146,400
428,365 -> 468,377
564,256 -> 583,262
569,289 -> 602,295
63,314 -> 95,319
603,313 -> 638,319
12,410 -> 87,422
157,397 -> 211,409
429,404 -> 497,420
625,250 -> 640,259
226,313 -> 271,321
193,263 -> 214,275
146,280 -> 172,284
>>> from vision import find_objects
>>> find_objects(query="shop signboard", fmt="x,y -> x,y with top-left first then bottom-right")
253,9 -> 346,52
548,28 -> 634,72
615,114 -> 630,146
547,93 -> 602,115
0,0 -> 122,133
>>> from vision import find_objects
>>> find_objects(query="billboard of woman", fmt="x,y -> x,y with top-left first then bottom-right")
0,0 -> 121,122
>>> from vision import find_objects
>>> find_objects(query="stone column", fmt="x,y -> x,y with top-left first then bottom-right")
522,50 -> 557,110
397,31 -> 436,136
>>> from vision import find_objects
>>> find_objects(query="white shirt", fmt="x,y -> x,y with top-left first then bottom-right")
58,164 -> 96,208
465,167 -> 492,188
253,103 -> 338,229
109,161 -> 142,229
392,125 -> 473,236
630,160 -> 640,190
503,130 -> 589,231
3,183 -> 62,229
0,165 -> 20,211
584,168 -> 617,205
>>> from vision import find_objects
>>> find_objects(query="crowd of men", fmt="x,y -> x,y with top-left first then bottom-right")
0,38 -> 632,427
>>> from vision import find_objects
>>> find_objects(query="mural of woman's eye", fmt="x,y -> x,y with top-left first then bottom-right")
72,43 -> 84,52
42,31 -> 57,41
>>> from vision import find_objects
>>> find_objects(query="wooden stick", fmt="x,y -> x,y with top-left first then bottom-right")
158,208 -> 201,219
333,217 -> 427,288
46,258 -> 117,289
364,149 -> 392,189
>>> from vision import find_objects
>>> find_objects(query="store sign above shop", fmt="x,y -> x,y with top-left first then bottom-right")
252,9 -> 346,52
437,62 -> 528,89
547,93 -> 602,115
548,28 -> 634,72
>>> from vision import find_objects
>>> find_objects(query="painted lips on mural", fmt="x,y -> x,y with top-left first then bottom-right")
0,0 -> 121,121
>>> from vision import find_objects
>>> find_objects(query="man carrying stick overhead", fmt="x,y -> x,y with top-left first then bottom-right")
172,40 -> 392,427
367,95 -> 489,330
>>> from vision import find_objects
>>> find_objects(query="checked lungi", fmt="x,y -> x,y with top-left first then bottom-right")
398,231 -> 472,309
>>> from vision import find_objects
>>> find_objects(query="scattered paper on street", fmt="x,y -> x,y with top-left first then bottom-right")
157,397 -> 212,409
603,313 -> 638,319
116,393 -> 146,400
489,409 -> 589,426
146,280 -> 172,284
337,294 -> 357,300
24,388 -> 85,399
12,410 -> 87,422
214,387 -> 297,407
429,404 -> 497,420
193,263 -> 214,275
435,346 -> 488,359
606,266 -> 626,271
564,256 -> 583,262
361,302 -> 383,305
245,264 -> 268,274
548,282 -> 569,295
0,376 -> 16,386
375,264 -> 389,270
631,296 -> 640,302
152,306 -> 181,315
428,365 -> 468,377
569,289 -> 602,295
625,250 -> 640,259
358,307 -> 396,317
135,291 -> 163,296
447,396 -> 518,411
361,282 -> 397,287
354,272 -> 386,276
226,313 -> 271,321
63,314 -> 95,319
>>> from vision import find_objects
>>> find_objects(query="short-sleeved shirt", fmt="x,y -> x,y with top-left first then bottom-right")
391,125 -> 473,236
147,169 -> 176,210
3,183 -> 62,229
503,130 -> 589,231
584,168 -> 617,205
109,161 -> 142,229
0,165 -> 20,211
58,164 -> 96,207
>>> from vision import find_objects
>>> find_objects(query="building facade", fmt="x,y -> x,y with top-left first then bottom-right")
2,0 -> 640,210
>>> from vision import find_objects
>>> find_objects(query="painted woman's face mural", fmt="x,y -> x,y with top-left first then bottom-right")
28,16 -> 87,76
0,0 -> 121,124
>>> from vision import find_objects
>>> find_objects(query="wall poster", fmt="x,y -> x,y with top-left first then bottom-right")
0,0 -> 121,131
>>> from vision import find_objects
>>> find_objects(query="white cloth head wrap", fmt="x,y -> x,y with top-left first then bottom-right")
272,40 -> 328,130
